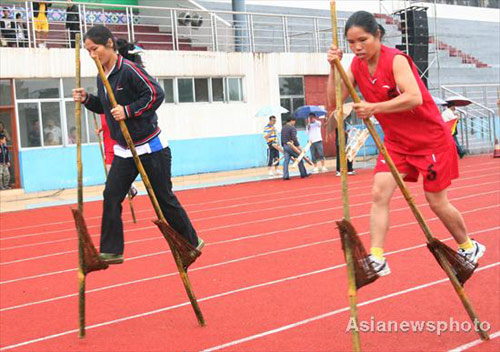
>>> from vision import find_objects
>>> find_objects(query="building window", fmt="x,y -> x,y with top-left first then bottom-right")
178,78 -> 195,103
0,79 -> 13,106
163,79 -> 174,103
15,78 -> 98,149
194,78 -> 209,102
15,79 -> 60,99
164,77 -> 243,104
212,78 -> 224,102
227,77 -> 243,102
279,76 -> 305,129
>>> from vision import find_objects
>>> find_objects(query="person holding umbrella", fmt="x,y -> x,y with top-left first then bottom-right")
441,102 -> 465,159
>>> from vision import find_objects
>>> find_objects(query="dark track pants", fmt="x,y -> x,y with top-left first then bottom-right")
100,147 -> 198,254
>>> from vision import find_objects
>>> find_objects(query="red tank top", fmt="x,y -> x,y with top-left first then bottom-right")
351,45 -> 452,155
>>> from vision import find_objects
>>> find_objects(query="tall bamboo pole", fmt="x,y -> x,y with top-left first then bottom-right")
92,56 -> 205,327
92,113 -> 137,223
331,54 -> 489,341
75,33 -> 86,339
330,2 -> 361,351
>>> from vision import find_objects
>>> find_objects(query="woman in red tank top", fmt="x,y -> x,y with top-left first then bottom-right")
326,11 -> 484,276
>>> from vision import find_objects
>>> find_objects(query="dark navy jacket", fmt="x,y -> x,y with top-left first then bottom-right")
0,144 -> 9,164
83,55 -> 165,147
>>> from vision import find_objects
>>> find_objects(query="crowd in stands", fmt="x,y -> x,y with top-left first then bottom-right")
0,1 -> 79,48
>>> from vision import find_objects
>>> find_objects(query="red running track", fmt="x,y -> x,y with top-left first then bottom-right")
0,155 -> 499,351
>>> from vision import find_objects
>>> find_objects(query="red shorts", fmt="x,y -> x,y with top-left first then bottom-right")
374,144 -> 459,193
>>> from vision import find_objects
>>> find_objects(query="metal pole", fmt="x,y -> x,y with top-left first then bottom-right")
29,1 -> 36,48
282,16 -> 289,52
172,10 -> 179,50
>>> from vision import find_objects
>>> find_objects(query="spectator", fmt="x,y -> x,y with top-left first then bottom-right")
0,133 -> 10,189
14,13 -> 27,48
43,118 -> 62,144
65,0 -> 80,48
33,1 -> 51,48
68,126 -> 77,144
263,115 -> 283,177
306,112 -> 328,173
28,120 -> 41,147
281,117 -> 309,180
0,121 -> 10,143
441,102 -> 465,159
0,7 -> 15,47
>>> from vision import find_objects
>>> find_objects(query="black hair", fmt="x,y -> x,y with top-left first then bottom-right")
116,38 -> 144,67
15,12 -> 21,19
287,117 -> 296,122
84,25 -> 144,67
308,112 -> 316,117
269,115 -> 276,120
0,133 -> 5,139
345,11 -> 385,39
84,24 -> 116,50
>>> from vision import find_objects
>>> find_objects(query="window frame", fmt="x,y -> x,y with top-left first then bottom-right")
14,78 -> 98,151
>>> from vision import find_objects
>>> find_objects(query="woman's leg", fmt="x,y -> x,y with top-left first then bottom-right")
370,172 -> 399,250
100,156 -> 138,254
425,189 -> 467,244
142,148 -> 199,247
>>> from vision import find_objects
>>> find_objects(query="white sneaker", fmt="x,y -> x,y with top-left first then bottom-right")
312,167 -> 319,173
321,167 -> 328,172
268,170 -> 275,177
336,171 -> 341,177
368,255 -> 391,276
458,240 -> 486,265
348,171 -> 356,175
274,169 -> 283,175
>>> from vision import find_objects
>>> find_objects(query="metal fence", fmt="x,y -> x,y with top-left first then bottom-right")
441,84 -> 499,154
0,0 -> 346,53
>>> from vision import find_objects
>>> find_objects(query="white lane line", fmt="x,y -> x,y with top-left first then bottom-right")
2,166 -> 498,240
1,262 -> 498,352
2,179 -> 498,253
3,160 -> 494,233
448,330 -> 500,351
1,199 -> 498,284
1,225 -> 498,314
201,263 -> 500,352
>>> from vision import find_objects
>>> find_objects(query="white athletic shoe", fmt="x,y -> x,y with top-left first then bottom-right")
268,170 -> 275,177
336,171 -> 341,177
458,240 -> 486,265
348,171 -> 356,175
368,255 -> 391,276
312,167 -> 319,173
274,169 -> 283,175
321,167 -> 328,172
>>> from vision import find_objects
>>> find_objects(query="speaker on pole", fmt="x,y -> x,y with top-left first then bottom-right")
395,6 -> 429,87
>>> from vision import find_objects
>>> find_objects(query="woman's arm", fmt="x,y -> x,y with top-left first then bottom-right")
354,55 -> 422,118
122,64 -> 165,119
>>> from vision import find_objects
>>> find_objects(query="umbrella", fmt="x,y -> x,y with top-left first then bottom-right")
432,96 -> 447,106
293,105 -> 327,119
445,95 -> 473,107
255,106 -> 288,117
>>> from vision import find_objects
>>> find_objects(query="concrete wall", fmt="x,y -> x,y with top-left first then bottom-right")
1,48 -> 354,192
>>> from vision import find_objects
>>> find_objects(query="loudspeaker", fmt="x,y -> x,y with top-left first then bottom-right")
400,9 -> 429,45
396,44 -> 429,87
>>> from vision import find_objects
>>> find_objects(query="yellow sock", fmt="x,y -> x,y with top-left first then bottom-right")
459,237 -> 474,251
370,247 -> 384,260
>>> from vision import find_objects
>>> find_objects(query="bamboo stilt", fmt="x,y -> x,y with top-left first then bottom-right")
92,56 -> 205,327
330,2 -> 361,351
92,113 -> 137,223
75,33 -> 86,339
331,54 -> 489,341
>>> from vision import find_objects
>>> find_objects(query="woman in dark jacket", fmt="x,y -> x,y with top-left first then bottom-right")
73,25 -> 202,264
